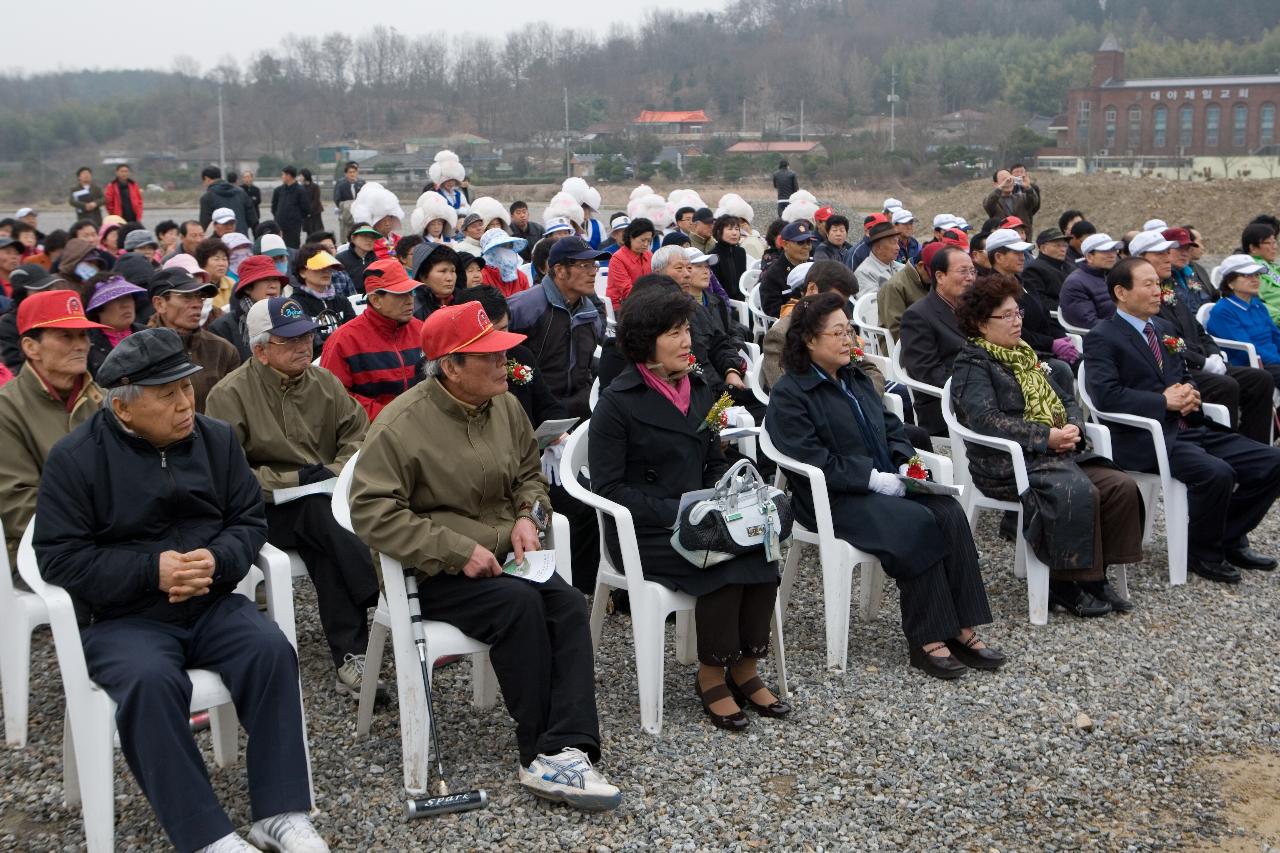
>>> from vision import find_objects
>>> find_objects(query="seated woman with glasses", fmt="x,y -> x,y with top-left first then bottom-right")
766,291 -> 1003,679
951,273 -> 1144,617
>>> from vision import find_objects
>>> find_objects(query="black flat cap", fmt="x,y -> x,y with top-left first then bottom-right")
96,327 -> 203,388
148,268 -> 218,300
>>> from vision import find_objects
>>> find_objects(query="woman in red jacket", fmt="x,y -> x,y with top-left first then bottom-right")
604,217 -> 655,311
103,164 -> 143,221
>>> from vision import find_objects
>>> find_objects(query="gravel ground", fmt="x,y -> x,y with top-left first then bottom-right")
4,496 -> 1280,852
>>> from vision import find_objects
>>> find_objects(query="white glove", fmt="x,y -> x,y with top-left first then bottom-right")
540,442 -> 565,486
868,469 -> 906,497
1203,353 -> 1228,375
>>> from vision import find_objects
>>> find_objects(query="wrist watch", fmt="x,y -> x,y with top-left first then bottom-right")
518,501 -> 548,533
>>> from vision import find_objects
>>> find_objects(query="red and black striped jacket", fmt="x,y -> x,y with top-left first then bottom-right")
320,306 -> 423,421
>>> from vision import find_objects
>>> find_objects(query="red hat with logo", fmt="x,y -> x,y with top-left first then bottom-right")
999,215 -> 1025,231
919,242 -> 951,272
18,290 -> 108,336
233,255 -> 288,294
362,257 -> 420,294
939,228 -> 970,251
813,205 -> 835,223
863,212 -> 890,233
421,302 -> 527,360
1161,227 -> 1193,247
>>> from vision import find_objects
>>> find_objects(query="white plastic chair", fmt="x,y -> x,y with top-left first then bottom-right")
589,377 -> 601,410
853,291 -> 894,356
1,522 -> 48,747
560,423 -> 788,734
739,268 -> 760,296
1077,363 -> 1230,587
942,378 -> 1124,624
759,426 -> 953,671
746,287 -> 775,344
348,293 -> 367,316
747,354 -> 770,406
1058,315 -> 1092,337
728,298 -> 750,334
890,337 -> 951,452
334,451 -> 571,791
17,523 -> 305,853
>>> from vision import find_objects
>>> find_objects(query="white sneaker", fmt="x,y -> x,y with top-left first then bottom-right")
518,747 -> 622,812
196,833 -> 261,853
247,812 -> 329,853
334,653 -> 387,701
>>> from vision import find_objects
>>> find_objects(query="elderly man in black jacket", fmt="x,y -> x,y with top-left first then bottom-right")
1022,228 -> 1073,312
271,166 -> 311,249
33,329 -> 327,853
899,247 -> 976,435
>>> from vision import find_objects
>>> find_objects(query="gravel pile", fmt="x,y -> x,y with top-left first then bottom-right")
4,497 -> 1280,851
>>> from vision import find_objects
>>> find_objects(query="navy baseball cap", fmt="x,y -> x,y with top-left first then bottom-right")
779,221 -> 817,243
247,296 -> 318,341
547,236 -> 609,267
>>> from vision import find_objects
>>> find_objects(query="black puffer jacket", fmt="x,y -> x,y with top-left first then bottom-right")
292,287 -> 357,357
34,411 -> 267,627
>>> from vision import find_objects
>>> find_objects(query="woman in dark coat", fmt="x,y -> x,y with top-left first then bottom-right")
765,292 -> 1003,680
709,215 -> 749,300
951,274 -> 1144,617
589,285 -> 790,730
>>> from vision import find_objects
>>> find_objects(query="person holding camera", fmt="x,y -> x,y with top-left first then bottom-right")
983,165 -> 1041,235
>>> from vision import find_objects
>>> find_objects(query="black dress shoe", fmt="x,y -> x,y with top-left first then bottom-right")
726,673 -> 792,718
1082,581 -> 1134,614
908,645 -> 967,680
695,676 -> 750,731
944,636 -> 1006,670
1225,547 -> 1278,571
1188,557 -> 1242,584
1049,583 -> 1112,617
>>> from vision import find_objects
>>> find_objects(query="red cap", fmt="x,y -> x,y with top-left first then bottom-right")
814,205 -> 834,223
999,216 -> 1025,230
863,212 -> 890,233
919,242 -> 949,272
421,302 -> 527,360
362,258 -> 419,294
234,255 -> 287,293
18,290 -> 108,335
940,228 -> 970,251
1162,227 -> 1193,247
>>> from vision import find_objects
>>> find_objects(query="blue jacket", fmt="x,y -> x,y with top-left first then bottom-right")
1206,295 -> 1280,366
1059,264 -> 1113,329
508,275 -> 605,418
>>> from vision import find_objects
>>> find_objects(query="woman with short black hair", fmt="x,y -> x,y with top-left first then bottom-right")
590,284 -> 790,729
709,214 -> 748,300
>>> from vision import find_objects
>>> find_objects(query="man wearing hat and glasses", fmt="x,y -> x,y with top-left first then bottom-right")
350,301 -> 622,813
146,267 -> 240,413
33,327 -> 328,853
0,290 -> 105,568
854,219 -> 905,300
757,220 -> 816,318
208,297 -> 380,699
320,257 -> 425,421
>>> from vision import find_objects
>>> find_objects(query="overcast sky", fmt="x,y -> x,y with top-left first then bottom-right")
7,0 -> 728,74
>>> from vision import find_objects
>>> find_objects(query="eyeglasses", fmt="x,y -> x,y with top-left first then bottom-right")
988,308 -> 1026,322
269,335 -> 314,349
818,326 -> 854,340
565,260 -> 598,270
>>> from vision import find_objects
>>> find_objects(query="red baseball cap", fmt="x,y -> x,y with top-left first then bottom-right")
999,216 -> 1025,230
1162,227 -> 1193,247
18,290 -> 108,335
362,258 -> 420,294
233,255 -> 288,293
919,242 -> 949,272
421,302 -> 527,360
814,205 -> 835,223
939,228 -> 970,251
863,212 -> 890,233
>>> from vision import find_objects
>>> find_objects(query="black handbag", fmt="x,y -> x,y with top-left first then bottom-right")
671,460 -> 793,569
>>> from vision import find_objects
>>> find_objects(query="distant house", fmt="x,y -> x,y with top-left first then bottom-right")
631,110 -> 711,141
928,110 -> 990,143
570,153 -> 602,178
403,134 -> 491,154
726,141 -> 826,157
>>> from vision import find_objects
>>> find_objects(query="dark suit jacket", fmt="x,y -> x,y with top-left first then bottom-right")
1083,313 -> 1220,472
1015,278 -> 1066,359
1155,279 -> 1220,371
899,290 -> 966,434
1022,255 -> 1072,313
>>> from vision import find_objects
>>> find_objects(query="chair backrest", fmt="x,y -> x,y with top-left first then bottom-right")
589,377 -> 601,410
940,377 -> 974,487
348,293 -> 367,316
747,286 -> 775,333
747,354 -> 770,406
1058,315 -> 1091,337
594,270 -> 609,300
890,337 -> 942,400
862,351 -> 894,382
558,423 -> 644,587
740,268 -> 760,295
331,450 -> 361,535
1195,302 -> 1213,326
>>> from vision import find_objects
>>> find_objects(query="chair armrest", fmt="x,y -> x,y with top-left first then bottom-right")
915,449 -> 954,486
760,429 -> 838,541
1203,402 -> 1230,428
558,432 -> 647,590
255,543 -> 297,650
546,513 -> 572,585
1088,407 -> 1174,480
882,392 -> 903,419
1212,336 -> 1261,368
1085,422 -> 1112,459
944,419 -> 1031,494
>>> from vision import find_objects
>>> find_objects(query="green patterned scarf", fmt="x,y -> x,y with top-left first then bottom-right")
972,338 -> 1068,428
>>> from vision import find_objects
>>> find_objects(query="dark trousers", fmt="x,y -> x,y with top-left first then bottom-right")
549,482 -> 600,596
776,201 -> 788,217
1162,426 -> 1280,562
279,222 -> 302,249
265,497 -> 379,667
81,595 -> 310,853
416,571 -> 600,766
894,495 -> 992,647
694,581 -> 776,666
1193,365 -> 1275,444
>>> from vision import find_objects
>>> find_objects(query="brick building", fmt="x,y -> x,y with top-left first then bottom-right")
1038,36 -> 1280,179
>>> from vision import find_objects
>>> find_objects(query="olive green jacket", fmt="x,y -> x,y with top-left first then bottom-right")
0,367 -> 102,562
205,357 -> 367,500
349,377 -> 548,576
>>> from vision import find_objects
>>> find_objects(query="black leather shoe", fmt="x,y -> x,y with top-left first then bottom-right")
1049,583 -> 1112,617
1225,547 -> 1278,571
1188,557 -> 1242,584
944,636 -> 1006,670
909,645 -> 967,680
726,673 -> 792,718
695,676 -> 750,731
1082,581 -> 1134,614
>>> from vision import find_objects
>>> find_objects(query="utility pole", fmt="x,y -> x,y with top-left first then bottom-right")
800,99 -> 805,142
563,87 -> 570,178
742,98 -> 747,133
217,83 -> 227,175
887,66 -> 899,153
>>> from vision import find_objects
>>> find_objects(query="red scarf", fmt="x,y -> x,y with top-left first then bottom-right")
637,363 -> 691,415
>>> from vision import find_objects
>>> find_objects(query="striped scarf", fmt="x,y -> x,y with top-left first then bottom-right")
972,338 -> 1067,428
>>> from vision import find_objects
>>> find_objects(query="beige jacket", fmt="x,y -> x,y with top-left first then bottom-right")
0,367 -> 102,562
205,357 -> 367,500
349,377 -> 548,576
